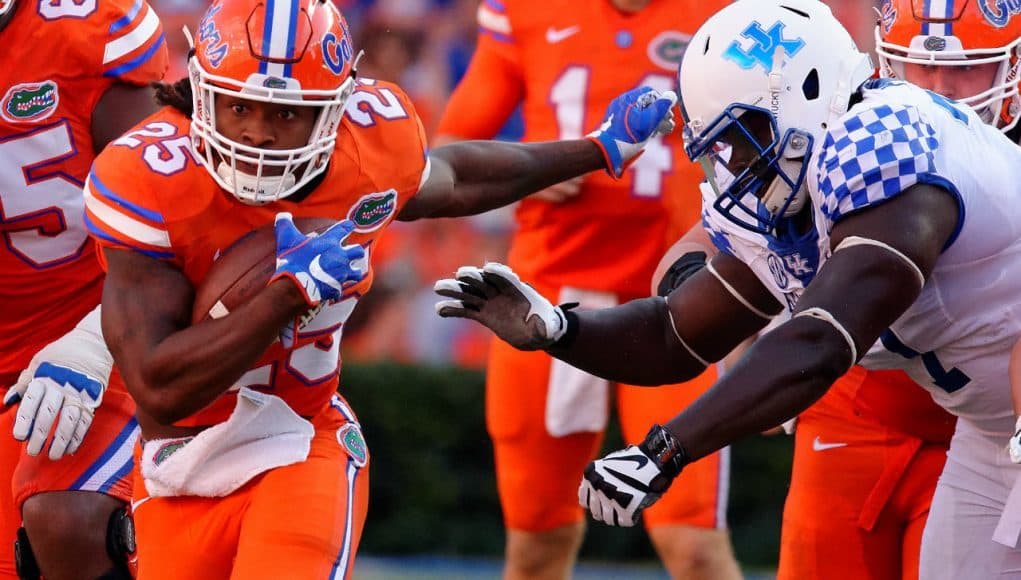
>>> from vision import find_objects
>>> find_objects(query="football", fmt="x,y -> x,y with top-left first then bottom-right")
191,217 -> 338,323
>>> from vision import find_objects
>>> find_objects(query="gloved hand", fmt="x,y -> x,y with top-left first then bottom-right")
4,308 -> 112,460
434,262 -> 573,351
270,212 -> 366,308
587,87 -> 678,179
578,423 -> 689,527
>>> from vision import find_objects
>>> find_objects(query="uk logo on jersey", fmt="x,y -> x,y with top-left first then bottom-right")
1,81 -> 59,123
978,0 -> 1021,28
722,21 -> 805,74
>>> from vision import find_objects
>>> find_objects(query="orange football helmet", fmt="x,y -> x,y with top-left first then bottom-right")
875,0 -> 1021,131
189,0 -> 357,203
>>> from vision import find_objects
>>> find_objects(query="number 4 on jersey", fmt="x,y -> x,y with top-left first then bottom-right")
550,67 -> 673,197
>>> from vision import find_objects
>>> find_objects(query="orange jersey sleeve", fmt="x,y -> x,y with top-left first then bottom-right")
435,0 -> 524,139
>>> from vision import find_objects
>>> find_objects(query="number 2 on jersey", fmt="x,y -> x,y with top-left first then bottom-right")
550,67 -> 673,197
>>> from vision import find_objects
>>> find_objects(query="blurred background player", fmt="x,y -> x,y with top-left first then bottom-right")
84,0 -> 676,576
433,1 -> 741,578
0,0 -> 166,578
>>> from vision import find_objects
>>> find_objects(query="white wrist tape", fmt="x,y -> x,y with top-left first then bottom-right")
833,236 -> 925,288
794,307 -> 857,367
705,261 -> 773,320
662,297 -> 710,367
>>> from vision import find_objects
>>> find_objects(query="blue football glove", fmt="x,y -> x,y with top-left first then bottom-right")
587,87 -> 678,179
270,212 -> 366,308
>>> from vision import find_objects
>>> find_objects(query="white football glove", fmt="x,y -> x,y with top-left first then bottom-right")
434,262 -> 572,351
3,307 -> 112,460
1009,416 -> 1021,464
579,424 -> 688,527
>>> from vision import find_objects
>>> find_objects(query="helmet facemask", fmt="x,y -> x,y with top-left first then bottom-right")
678,0 -> 873,235
685,104 -> 813,234
189,58 -> 355,205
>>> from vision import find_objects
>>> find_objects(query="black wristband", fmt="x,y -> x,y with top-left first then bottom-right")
640,423 -> 691,479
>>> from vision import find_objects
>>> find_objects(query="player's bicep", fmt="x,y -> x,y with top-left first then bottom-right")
398,152 -> 455,221
794,182 -> 959,357
669,252 -> 782,362
101,247 -> 193,387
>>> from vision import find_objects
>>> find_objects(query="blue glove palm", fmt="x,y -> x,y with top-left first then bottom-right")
587,87 -> 678,178
270,212 -> 366,308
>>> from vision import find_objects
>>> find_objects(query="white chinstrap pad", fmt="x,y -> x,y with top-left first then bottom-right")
833,235 -> 926,288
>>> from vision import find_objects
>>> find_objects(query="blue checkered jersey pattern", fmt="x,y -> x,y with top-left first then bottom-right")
814,102 -> 939,224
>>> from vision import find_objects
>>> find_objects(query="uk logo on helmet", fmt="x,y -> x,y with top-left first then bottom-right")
979,0 -> 1021,28
722,21 -> 806,74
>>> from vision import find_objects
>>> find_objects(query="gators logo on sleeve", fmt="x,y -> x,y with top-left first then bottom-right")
1,81 -> 59,123
347,189 -> 397,233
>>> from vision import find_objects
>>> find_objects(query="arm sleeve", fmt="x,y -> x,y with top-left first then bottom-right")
435,0 -> 525,140
100,0 -> 169,84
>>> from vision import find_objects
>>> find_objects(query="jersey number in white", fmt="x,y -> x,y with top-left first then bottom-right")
0,122 -> 89,268
549,68 -> 674,197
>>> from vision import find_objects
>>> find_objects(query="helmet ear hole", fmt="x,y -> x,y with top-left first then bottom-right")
802,69 -> 820,100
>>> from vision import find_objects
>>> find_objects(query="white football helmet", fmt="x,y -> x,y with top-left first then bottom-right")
679,0 -> 873,233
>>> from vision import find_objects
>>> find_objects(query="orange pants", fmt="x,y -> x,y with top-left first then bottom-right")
131,396 -> 370,580
0,383 -> 136,579
486,284 -> 726,531
778,367 -> 951,580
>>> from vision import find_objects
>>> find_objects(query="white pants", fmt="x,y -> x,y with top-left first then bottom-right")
920,419 -> 1021,579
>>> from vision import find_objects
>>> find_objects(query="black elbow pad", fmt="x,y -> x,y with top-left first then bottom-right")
656,251 -> 708,297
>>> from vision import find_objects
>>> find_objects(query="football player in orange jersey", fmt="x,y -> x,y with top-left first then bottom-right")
433,1 -> 741,578
0,0 -> 167,577
81,0 -> 678,577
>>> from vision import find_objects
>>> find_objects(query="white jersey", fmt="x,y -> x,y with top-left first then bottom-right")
703,79 -> 1021,437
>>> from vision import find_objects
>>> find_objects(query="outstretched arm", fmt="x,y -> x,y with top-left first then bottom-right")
664,184 -> 958,460
579,183 -> 960,528
399,87 -> 677,220
436,249 -> 779,386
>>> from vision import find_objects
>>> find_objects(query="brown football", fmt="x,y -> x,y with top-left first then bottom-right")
191,217 -> 338,323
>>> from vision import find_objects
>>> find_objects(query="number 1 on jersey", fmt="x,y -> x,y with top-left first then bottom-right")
550,67 -> 673,198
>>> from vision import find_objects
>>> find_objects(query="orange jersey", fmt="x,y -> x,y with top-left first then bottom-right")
437,0 -> 728,296
86,79 -> 428,426
0,0 -> 167,380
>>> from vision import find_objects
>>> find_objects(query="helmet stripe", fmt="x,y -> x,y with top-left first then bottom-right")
259,0 -> 299,77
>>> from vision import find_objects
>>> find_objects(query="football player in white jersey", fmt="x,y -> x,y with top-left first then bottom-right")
435,0 -> 1021,577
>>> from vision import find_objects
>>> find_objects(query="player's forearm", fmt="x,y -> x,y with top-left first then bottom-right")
664,317 -> 850,460
416,139 -> 604,218
547,297 -> 708,386
128,283 -> 308,424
